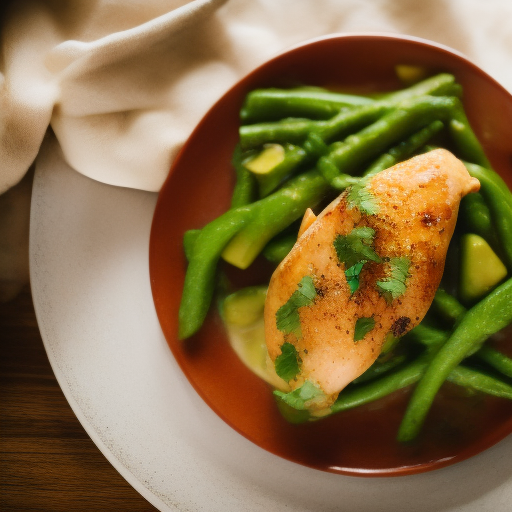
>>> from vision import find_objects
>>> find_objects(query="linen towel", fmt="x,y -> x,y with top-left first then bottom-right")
1,0 -> 511,193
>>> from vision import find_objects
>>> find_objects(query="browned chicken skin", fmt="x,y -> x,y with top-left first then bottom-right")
264,149 -> 480,411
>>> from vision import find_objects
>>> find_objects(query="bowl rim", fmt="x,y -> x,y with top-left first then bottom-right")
150,31 -> 512,478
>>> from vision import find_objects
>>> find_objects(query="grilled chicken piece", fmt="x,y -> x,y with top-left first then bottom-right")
264,149 -> 480,411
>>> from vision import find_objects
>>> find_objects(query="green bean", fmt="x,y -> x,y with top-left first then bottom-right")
302,131 -> 330,158
318,96 -> 459,183
459,193 -> 492,232
464,163 -> 512,269
240,87 -> 374,123
429,290 -> 512,378
231,144 -> 258,208
221,170 -> 331,269
331,353 -> 431,414
183,229 -> 201,262
262,232 -> 297,264
364,120 -> 444,176
458,193 -> 500,251
432,288 -> 466,324
315,102 -> 394,144
397,277 -> 512,442
446,365 -> 512,399
404,323 -> 450,348
240,118 -> 323,150
476,346 -> 512,378
465,163 -> 512,205
381,73 -> 460,102
449,108 -> 490,167
179,206 -> 254,339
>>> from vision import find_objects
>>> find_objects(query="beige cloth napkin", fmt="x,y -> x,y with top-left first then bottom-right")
0,0 -> 511,300
1,0 -> 511,194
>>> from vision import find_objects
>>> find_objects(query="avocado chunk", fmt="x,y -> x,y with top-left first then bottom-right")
221,286 -> 289,390
459,233 -> 507,302
243,144 -> 285,174
222,286 -> 267,327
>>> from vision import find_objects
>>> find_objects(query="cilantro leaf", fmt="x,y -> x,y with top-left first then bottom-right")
274,342 -> 300,381
333,226 -> 381,268
347,181 -> 379,215
275,275 -> 316,338
376,256 -> 411,302
345,261 -> 365,294
354,316 -> 376,342
273,381 -> 325,411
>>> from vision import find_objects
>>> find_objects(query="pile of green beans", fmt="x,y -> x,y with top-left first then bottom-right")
178,72 -> 512,441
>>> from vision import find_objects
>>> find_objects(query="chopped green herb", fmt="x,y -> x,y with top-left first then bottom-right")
274,342 -> 301,381
347,181 -> 379,215
275,275 -> 317,338
333,226 -> 381,268
354,316 -> 376,342
273,381 -> 325,410
345,261 -> 365,294
377,256 -> 411,302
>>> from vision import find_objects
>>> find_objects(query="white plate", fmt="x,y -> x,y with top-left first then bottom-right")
30,133 -> 512,511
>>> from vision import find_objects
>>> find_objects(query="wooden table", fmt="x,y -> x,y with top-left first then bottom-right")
0,287 -> 158,511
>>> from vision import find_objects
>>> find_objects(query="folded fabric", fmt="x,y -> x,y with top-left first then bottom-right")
1,0 -> 511,194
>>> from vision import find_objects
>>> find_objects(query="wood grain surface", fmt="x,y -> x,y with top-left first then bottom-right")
0,287 -> 158,512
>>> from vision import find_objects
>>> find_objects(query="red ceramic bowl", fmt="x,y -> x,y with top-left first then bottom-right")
149,33 -> 512,476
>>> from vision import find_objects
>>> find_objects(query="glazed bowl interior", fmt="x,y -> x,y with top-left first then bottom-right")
149,33 -> 512,477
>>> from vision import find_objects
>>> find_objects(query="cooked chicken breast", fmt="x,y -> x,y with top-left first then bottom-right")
264,149 -> 480,411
